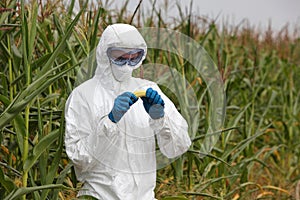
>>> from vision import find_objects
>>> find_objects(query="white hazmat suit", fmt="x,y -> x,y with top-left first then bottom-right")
65,24 -> 191,200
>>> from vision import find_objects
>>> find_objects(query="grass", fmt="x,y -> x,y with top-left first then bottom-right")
0,0 -> 300,199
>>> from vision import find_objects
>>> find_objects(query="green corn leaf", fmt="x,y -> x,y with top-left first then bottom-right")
0,0 -> 17,26
34,7 -> 83,79
40,111 -> 65,199
188,150 -> 231,166
0,167 -> 16,193
0,61 -> 76,129
36,25 -> 52,52
224,103 -> 252,145
0,94 -> 25,156
52,164 -> 74,199
4,184 -> 72,200
23,129 -> 60,173
162,196 -> 188,200
27,1 -> 38,64
226,125 -> 271,162
182,192 -> 222,199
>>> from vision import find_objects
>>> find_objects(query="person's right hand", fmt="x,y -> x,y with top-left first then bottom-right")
109,92 -> 138,123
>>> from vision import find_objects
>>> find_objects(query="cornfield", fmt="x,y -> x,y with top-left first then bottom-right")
0,0 -> 300,199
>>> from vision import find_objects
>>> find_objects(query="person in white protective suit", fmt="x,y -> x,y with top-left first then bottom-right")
64,23 -> 191,200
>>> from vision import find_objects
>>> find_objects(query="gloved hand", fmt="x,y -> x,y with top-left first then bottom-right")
109,92 -> 138,123
141,88 -> 165,119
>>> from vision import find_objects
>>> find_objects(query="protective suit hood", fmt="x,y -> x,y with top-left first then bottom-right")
94,24 -> 147,85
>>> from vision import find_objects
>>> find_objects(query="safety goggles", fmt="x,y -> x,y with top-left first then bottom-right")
107,47 -> 144,66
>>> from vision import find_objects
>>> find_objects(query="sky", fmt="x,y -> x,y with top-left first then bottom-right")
103,0 -> 300,33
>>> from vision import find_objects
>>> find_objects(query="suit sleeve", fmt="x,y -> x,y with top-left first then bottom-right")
64,90 -> 99,180
149,85 -> 191,159
65,89 -> 120,181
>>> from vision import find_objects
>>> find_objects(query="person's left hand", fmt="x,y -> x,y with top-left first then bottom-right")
141,88 -> 165,119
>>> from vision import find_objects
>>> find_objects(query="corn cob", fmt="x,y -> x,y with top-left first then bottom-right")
133,90 -> 146,98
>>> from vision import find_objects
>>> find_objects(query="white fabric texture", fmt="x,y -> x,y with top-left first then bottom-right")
111,63 -> 137,82
64,24 -> 191,200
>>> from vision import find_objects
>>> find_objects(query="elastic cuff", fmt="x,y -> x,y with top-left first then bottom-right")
149,116 -> 166,131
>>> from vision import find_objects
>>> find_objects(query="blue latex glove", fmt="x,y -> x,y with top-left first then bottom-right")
141,88 -> 165,119
109,92 -> 138,123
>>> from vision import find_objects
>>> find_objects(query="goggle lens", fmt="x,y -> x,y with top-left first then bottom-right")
107,47 -> 144,66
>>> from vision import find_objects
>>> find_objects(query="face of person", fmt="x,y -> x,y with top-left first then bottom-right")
107,47 -> 145,67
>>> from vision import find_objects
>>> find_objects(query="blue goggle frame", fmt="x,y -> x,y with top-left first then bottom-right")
107,47 -> 145,66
